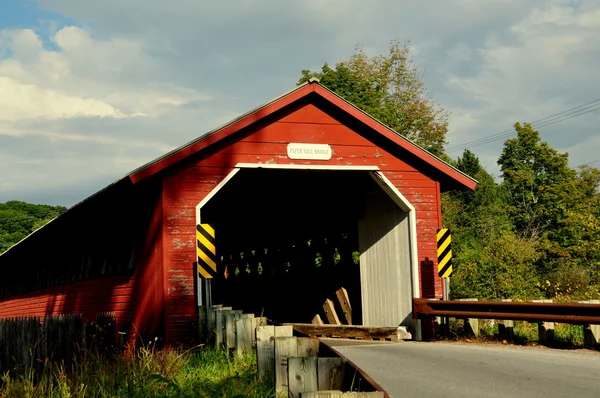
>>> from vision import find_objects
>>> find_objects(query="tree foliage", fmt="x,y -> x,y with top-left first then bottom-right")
446,125 -> 600,301
0,201 -> 66,254
298,41 -> 449,156
300,44 -> 599,301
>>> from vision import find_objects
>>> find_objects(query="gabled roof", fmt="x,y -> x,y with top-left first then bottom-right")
129,79 -> 477,190
1,79 -> 476,259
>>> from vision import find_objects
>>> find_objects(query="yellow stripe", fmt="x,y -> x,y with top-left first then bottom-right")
197,230 -> 216,255
437,228 -> 448,241
440,266 -> 453,278
198,247 -> 217,271
437,237 -> 451,257
200,224 -> 215,238
438,251 -> 452,270
197,264 -> 212,278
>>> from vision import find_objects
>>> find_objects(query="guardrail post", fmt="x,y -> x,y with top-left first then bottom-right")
458,298 -> 479,337
498,299 -> 514,341
581,300 -> 600,348
533,299 -> 554,345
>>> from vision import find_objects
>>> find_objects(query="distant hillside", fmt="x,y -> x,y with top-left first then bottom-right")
0,201 -> 67,254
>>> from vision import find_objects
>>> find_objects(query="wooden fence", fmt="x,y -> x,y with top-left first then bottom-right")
0,312 -> 118,375
203,305 -> 383,397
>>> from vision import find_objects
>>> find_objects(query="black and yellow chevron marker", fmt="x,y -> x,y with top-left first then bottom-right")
197,224 -> 217,279
437,228 -> 453,278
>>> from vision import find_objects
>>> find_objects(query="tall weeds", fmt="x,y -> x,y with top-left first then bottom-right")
0,345 -> 273,398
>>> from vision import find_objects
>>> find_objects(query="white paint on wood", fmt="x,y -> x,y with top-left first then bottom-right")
275,325 -> 294,338
287,143 -> 333,160
235,316 -> 253,355
359,190 -> 413,329
300,392 -> 343,398
195,167 -> 241,306
370,172 -> 420,303
226,310 -> 242,349
275,336 -> 299,396
251,317 -> 268,346
215,308 -> 232,347
256,325 -> 275,381
235,163 -> 379,171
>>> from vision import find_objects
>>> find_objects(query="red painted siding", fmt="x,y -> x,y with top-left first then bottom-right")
0,182 -> 165,344
161,101 -> 445,343
162,171 -> 230,346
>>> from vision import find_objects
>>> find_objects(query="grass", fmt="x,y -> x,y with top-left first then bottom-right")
445,318 -> 588,349
0,345 -> 274,398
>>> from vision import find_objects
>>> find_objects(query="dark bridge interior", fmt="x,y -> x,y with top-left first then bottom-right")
201,168 -> 383,324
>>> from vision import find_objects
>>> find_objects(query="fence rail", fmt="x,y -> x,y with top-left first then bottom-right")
0,313 -> 118,375
412,298 -> 600,324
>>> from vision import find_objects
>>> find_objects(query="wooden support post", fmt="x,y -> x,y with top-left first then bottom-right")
207,305 -> 222,344
301,392 -> 343,398
288,324 -> 410,341
256,325 -> 293,382
256,326 -> 275,381
251,317 -> 268,346
498,299 -> 514,341
317,358 -> 345,391
226,310 -> 242,350
297,337 -> 320,357
335,288 -> 352,325
198,306 -> 207,343
275,336 -> 298,397
235,314 -> 255,355
533,299 -> 554,345
323,299 -> 341,325
288,357 -> 318,398
214,307 -> 232,348
312,314 -> 324,325
458,298 -> 479,337
580,300 -> 600,348
301,393 -> 383,398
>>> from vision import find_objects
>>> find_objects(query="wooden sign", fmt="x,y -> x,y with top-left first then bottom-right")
287,143 -> 332,160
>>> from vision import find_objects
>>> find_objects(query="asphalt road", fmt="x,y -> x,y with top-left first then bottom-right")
324,340 -> 600,398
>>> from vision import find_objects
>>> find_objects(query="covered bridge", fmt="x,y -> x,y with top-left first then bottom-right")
0,79 -> 476,346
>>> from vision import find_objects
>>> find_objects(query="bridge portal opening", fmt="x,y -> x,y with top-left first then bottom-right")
199,167 -> 417,329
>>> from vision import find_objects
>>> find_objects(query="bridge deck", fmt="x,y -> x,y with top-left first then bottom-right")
319,339 -> 600,398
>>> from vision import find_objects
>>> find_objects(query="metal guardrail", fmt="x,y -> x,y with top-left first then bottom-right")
413,298 -> 600,324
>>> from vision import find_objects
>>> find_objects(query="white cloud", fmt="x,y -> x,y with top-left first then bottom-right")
0,76 -> 123,120
1,0 -> 599,205
0,26 -> 211,118
441,1 -> 600,172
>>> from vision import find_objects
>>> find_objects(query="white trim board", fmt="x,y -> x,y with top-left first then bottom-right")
194,164 -> 421,339
235,163 -> 380,171
369,171 -> 422,341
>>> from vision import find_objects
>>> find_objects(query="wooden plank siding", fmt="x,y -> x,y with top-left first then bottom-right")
0,181 -> 165,345
161,102 -> 444,345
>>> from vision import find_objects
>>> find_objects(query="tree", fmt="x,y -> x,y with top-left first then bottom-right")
0,201 -> 66,253
444,151 -> 533,299
298,41 -> 449,156
497,123 -> 600,298
498,123 -> 578,240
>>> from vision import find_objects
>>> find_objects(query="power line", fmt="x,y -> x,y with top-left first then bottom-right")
448,104 -> 600,153
447,99 -> 600,153
447,99 -> 600,151
582,159 -> 600,166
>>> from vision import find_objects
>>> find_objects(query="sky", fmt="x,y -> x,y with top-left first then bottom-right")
0,0 -> 599,206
